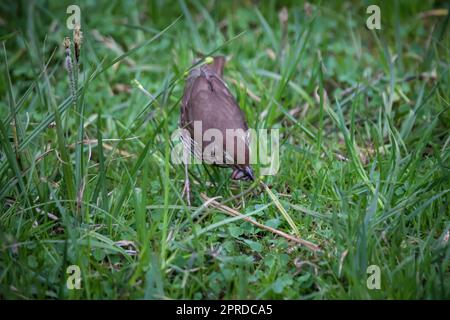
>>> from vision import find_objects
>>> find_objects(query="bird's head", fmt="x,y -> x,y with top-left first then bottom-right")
231,165 -> 255,181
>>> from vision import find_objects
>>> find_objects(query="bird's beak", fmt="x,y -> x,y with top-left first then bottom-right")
231,166 -> 255,181
244,166 -> 255,181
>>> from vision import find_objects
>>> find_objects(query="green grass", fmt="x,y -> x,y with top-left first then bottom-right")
0,0 -> 449,299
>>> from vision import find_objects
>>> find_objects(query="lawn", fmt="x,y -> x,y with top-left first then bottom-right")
0,0 -> 449,299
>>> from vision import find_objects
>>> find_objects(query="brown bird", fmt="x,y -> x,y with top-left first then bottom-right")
180,56 -> 254,204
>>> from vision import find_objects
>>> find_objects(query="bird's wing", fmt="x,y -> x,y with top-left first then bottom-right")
180,64 -> 251,165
